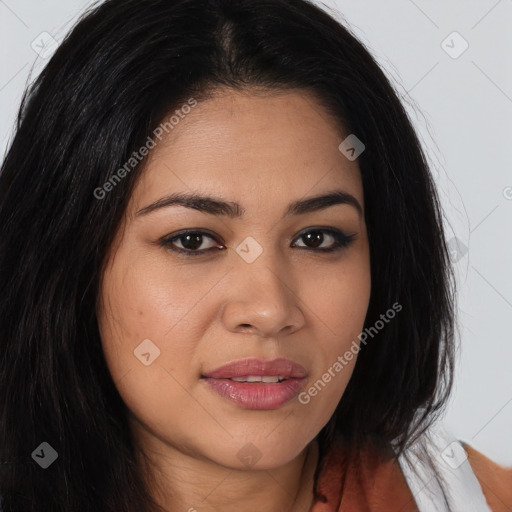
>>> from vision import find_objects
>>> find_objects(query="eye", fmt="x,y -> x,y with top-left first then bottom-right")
292,227 -> 357,252
160,227 -> 357,257
160,230 -> 223,256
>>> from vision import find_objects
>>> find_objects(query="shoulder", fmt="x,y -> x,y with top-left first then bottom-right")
397,424 -> 512,512
314,436 -> 420,511
314,425 -> 512,512
462,441 -> 512,512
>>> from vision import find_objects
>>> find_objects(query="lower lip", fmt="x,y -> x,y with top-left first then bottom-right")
202,378 -> 306,410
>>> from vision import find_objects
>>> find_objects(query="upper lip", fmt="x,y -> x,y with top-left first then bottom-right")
202,357 -> 307,379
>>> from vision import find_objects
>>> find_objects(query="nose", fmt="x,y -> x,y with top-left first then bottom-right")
221,246 -> 306,340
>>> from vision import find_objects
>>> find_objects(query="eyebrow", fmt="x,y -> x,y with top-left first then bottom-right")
135,189 -> 363,219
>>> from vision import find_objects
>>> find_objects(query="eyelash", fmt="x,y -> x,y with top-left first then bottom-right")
159,227 -> 357,257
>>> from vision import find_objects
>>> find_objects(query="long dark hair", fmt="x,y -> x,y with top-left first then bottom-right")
0,0 -> 456,510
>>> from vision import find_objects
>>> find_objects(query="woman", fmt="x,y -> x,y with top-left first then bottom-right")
0,0 -> 510,511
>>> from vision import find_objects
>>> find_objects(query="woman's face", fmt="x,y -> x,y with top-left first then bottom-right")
97,89 -> 371,470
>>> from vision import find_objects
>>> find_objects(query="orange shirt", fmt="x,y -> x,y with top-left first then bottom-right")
311,439 -> 512,511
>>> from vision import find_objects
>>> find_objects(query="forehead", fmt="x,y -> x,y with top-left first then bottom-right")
129,88 -> 364,217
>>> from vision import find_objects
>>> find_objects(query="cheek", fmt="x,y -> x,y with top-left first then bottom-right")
294,334 -> 360,443
294,264 -> 370,431
97,252 -> 217,376
96,258 -> 209,444
308,258 -> 371,343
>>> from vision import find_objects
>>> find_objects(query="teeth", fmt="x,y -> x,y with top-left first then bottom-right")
231,375 -> 285,383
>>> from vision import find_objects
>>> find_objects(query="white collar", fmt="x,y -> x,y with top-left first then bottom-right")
396,422 -> 492,512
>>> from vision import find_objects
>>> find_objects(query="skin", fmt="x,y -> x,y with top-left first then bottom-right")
97,88 -> 371,512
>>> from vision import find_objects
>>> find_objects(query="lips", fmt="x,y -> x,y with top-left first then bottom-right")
201,357 -> 307,410
202,357 -> 307,380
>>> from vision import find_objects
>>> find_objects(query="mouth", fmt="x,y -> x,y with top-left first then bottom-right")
202,357 -> 307,379
229,375 -> 289,383
201,358 -> 307,410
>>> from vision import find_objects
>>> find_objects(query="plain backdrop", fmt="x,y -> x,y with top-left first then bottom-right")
1,0 -> 511,465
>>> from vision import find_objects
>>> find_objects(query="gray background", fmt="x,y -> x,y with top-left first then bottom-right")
1,0 -> 511,465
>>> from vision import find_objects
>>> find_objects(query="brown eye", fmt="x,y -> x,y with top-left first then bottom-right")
298,230 -> 329,249
292,228 -> 356,252
160,227 -> 356,257
161,230 -> 223,256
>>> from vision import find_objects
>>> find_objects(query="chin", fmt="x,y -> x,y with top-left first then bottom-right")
205,434 -> 312,471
